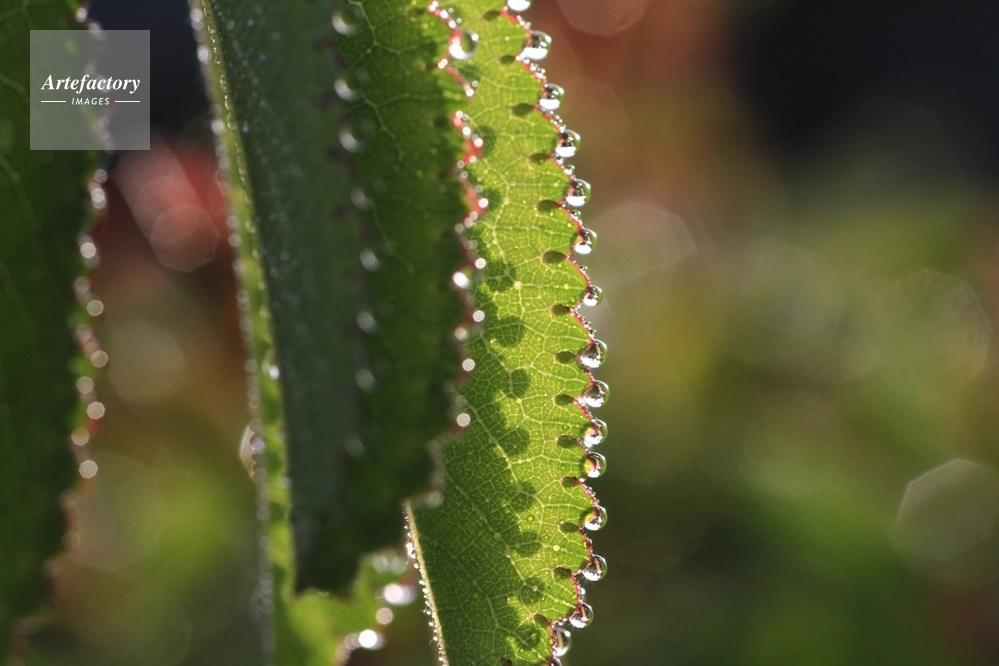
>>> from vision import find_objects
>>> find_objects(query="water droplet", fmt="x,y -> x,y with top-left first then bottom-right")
573,227 -> 597,255
375,607 -> 393,624
472,309 -> 486,323
71,428 -> 89,446
456,412 -> 471,427
584,452 -> 606,479
357,310 -> 377,332
357,629 -> 384,650
452,268 -> 474,290
581,419 -> 607,447
345,436 -> 365,458
520,31 -> 552,61
454,325 -> 470,342
76,376 -> 94,395
356,368 -> 376,391
553,625 -> 571,657
462,358 -> 476,372
506,0 -> 531,11
332,4 -> 365,35
86,299 -> 104,316
339,126 -> 362,152
580,554 -> 607,581
267,363 -> 281,380
90,350 -> 109,368
382,582 -> 416,605
335,71 -> 365,101
351,188 -> 373,210
555,130 -> 580,159
568,602 -> 593,629
564,179 -> 591,208
583,505 -> 607,531
549,659 -> 562,666
448,29 -> 478,60
89,186 -> 106,210
79,236 -> 99,265
239,426 -> 266,475
87,402 -> 105,421
578,339 -> 607,369
579,380 -> 608,409
581,285 -> 602,308
359,249 -> 380,271
79,460 -> 98,479
539,83 -> 564,112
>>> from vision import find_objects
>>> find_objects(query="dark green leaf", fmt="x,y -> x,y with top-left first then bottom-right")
0,0 -> 97,657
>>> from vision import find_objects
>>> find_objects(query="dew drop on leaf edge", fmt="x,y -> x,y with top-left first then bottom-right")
448,29 -> 478,61
580,554 -> 607,582
360,248 -> 380,271
520,31 -> 551,61
580,380 -> 608,409
573,227 -> 597,255
555,130 -> 580,159
565,178 -> 591,208
583,505 -> 607,531
332,4 -> 364,36
335,72 -> 365,102
569,603 -> 593,629
539,83 -> 564,112
581,284 -> 602,307
339,126 -> 362,152
553,625 -> 571,657
581,419 -> 607,447
584,452 -> 606,479
578,339 -> 607,369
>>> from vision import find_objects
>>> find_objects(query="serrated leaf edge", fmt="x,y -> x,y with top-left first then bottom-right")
416,3 -> 608,664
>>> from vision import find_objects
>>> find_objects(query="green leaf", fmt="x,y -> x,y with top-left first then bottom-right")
408,4 -> 607,666
199,0 -> 464,592
197,0 -> 467,660
0,0 -> 97,658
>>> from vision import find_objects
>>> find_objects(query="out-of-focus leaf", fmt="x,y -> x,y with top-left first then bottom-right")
0,0 -> 96,658
196,0 -> 466,661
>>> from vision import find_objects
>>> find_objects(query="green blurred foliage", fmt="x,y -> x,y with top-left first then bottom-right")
0,0 -> 97,658
19,1 -> 999,665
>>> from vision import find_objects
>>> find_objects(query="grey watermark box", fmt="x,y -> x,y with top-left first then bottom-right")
30,29 -> 150,150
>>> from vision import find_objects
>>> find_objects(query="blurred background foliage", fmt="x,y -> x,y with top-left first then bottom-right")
22,0 -> 999,664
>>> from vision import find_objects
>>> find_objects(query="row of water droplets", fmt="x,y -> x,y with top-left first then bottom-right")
331,1 -> 471,457
422,3 -> 608,665
196,3 -> 433,660
506,6 -> 609,663
191,5 -> 285,658
332,0 -> 486,433
334,549 -> 420,664
71,165 -> 111,484
71,6 -> 118,150
71,0 -> 111,488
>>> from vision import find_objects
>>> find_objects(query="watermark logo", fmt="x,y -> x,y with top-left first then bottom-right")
30,29 -> 150,150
